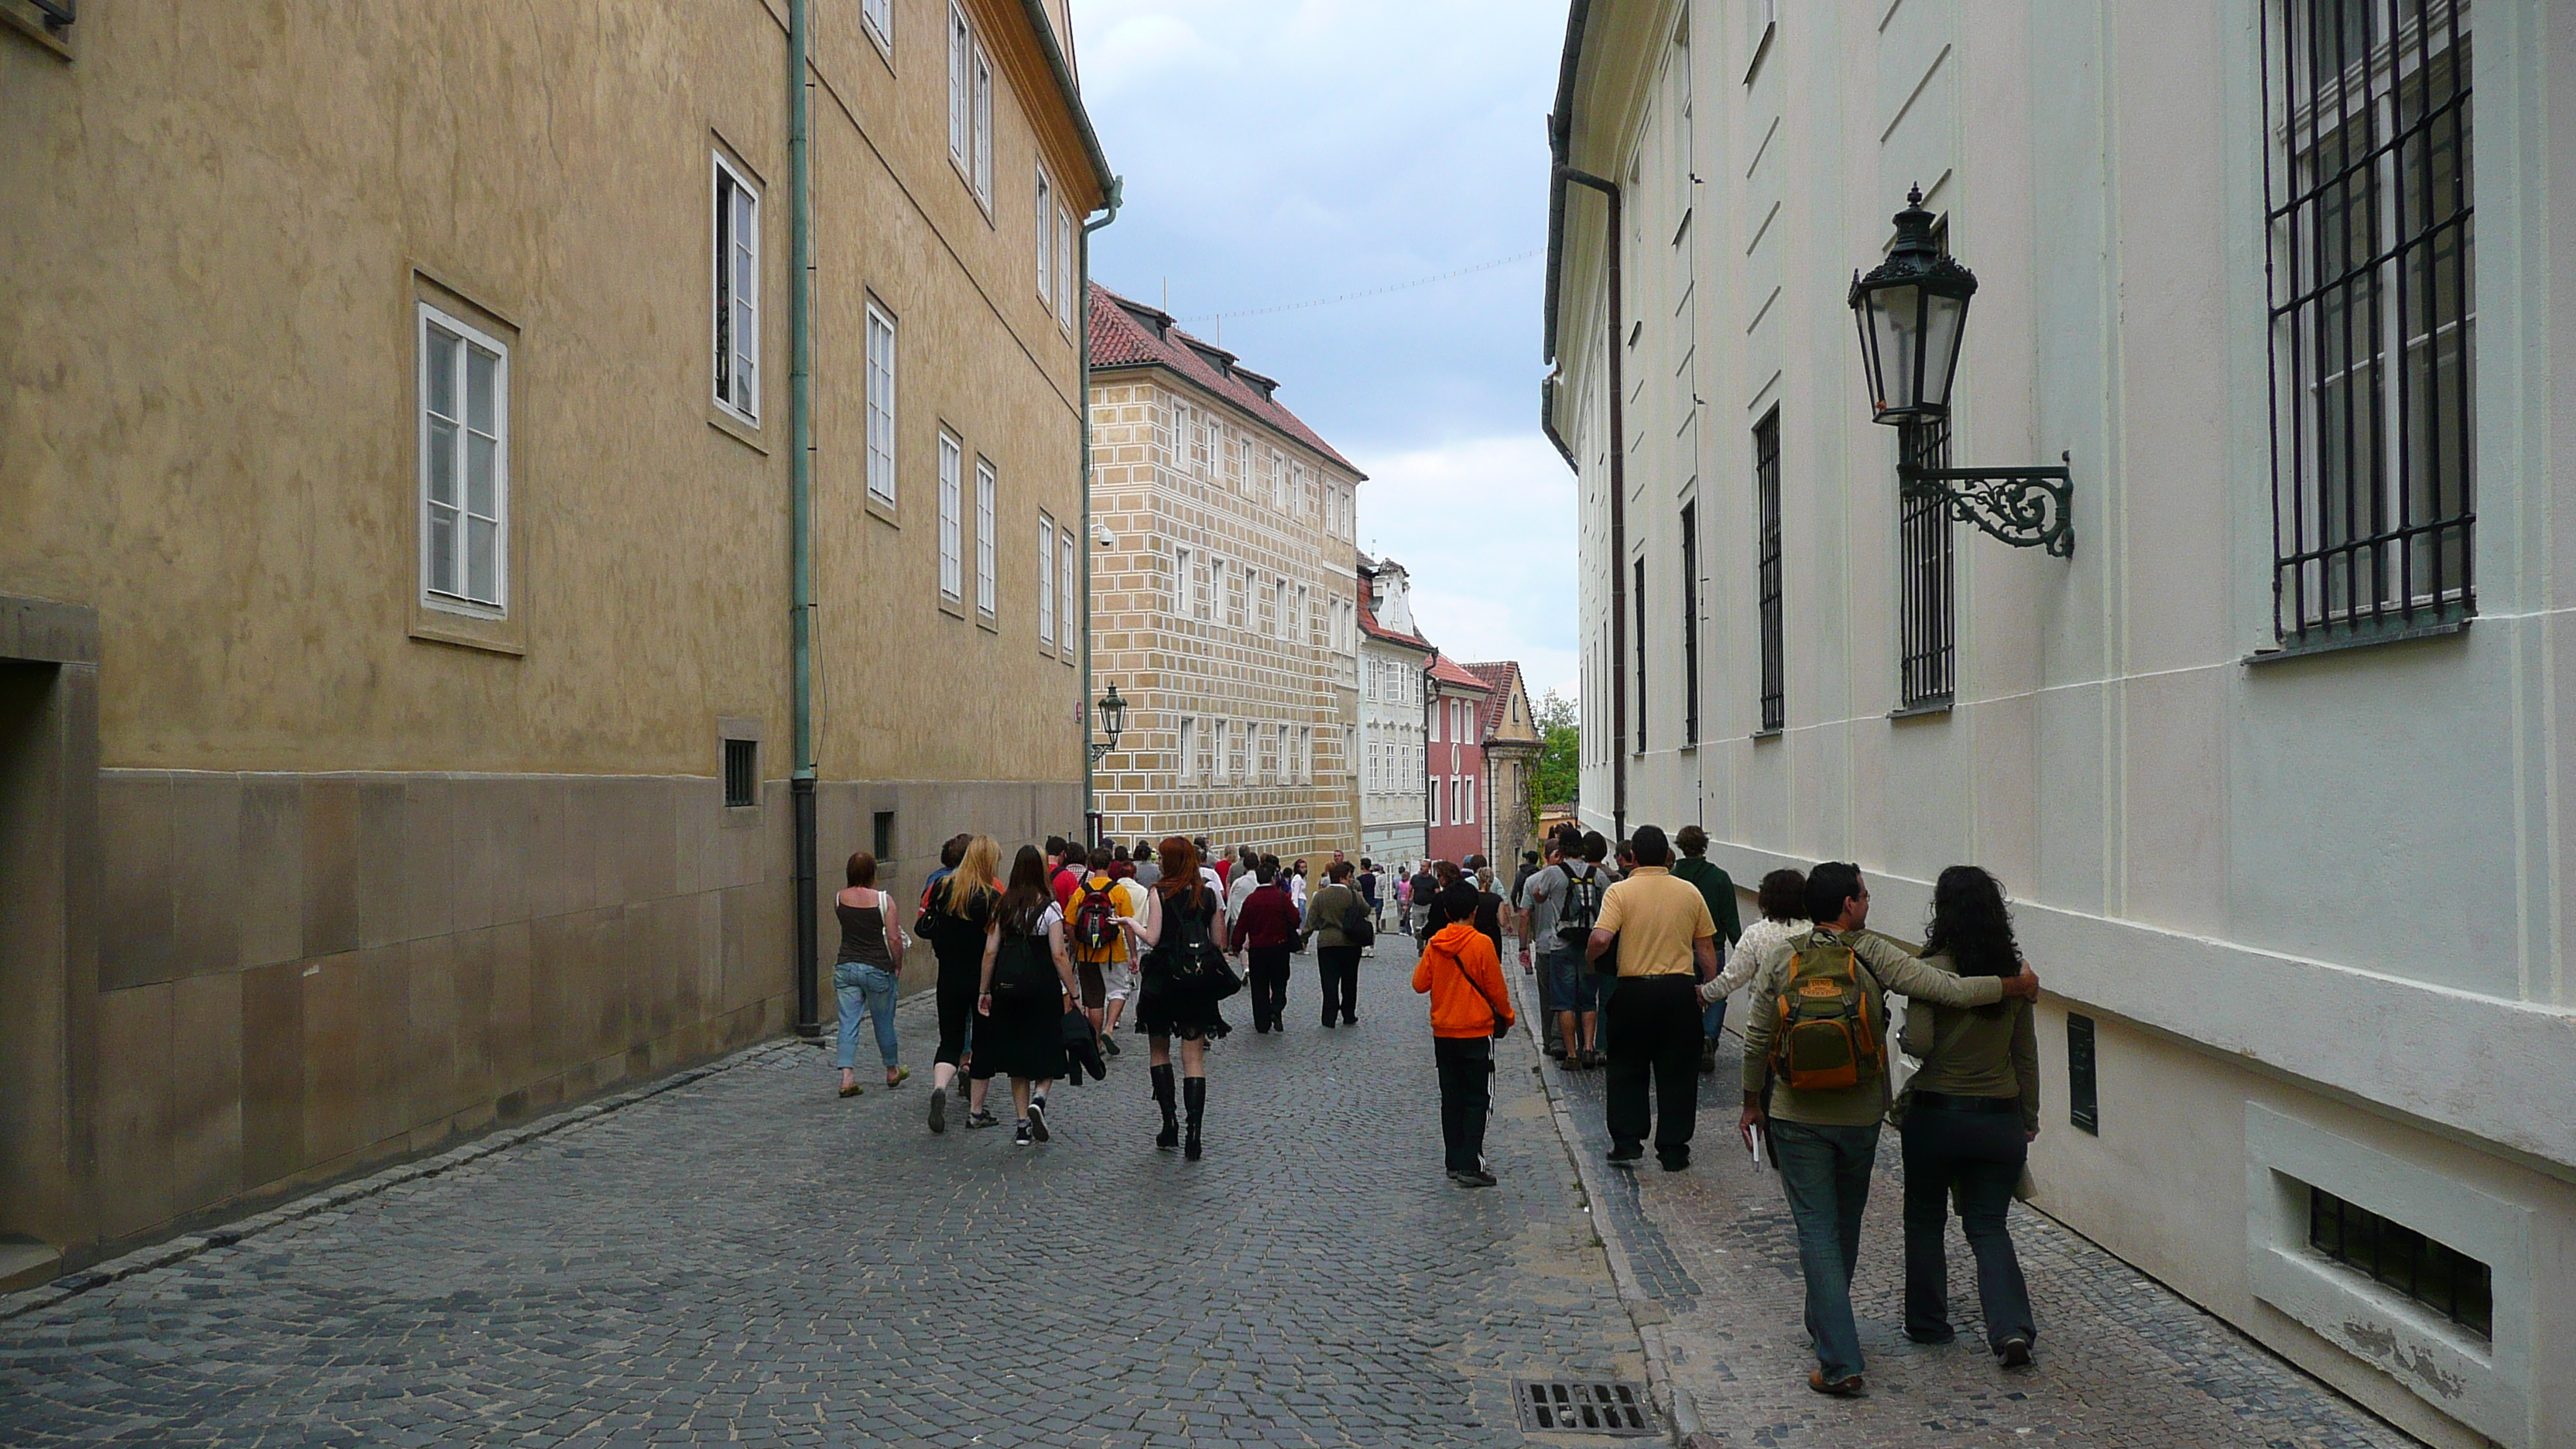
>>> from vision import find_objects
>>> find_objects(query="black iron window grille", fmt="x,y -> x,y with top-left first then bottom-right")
2261,0 -> 2474,643
23,0 -> 75,29
2066,1013 -> 2099,1135
1632,557 -> 1648,755
723,738 -> 759,808
1753,409 -> 1784,735
2307,1186 -> 2492,1338
1680,502 -> 1700,745
1898,417 -> 1956,710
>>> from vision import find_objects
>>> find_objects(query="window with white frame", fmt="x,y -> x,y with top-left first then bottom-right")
713,154 -> 759,422
1055,206 -> 1076,331
1464,776 -> 1475,824
937,431 -> 964,602
1429,697 -> 1442,743
1299,727 -> 1313,785
1178,717 -> 1197,784
972,45 -> 994,206
947,5 -> 971,166
1172,546 -> 1193,615
418,303 -> 509,611
1037,510 -> 1057,646
975,457 -> 997,615
1059,527 -> 1077,660
1295,585 -> 1309,645
865,302 -> 896,505
1035,170 -> 1055,308
862,0 -> 892,48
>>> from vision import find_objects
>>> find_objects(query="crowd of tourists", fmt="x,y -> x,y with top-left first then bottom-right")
830,817 -> 2050,1396
1511,818 -> 2047,1396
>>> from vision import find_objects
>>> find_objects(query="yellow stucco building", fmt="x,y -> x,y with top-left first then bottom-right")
0,0 -> 1108,1281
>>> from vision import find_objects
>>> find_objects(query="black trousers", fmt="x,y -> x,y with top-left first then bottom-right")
1900,1104 -> 2036,1349
1248,946 -> 1293,1029
1316,946 -> 1361,1023
1604,975 -> 1701,1160
1434,1036 -> 1494,1173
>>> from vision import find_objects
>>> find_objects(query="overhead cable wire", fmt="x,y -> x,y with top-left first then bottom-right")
1175,250 -> 1542,324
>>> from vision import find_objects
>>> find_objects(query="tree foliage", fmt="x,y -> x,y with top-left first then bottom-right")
1529,689 -> 1579,821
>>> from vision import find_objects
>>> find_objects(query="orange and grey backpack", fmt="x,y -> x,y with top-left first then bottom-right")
1769,933 -> 1886,1091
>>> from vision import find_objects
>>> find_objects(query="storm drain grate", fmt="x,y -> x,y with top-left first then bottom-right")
1512,1379 -> 1656,1436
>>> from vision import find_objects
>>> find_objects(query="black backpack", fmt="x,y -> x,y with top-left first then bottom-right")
1153,899 -> 1243,1001
1554,864 -> 1604,948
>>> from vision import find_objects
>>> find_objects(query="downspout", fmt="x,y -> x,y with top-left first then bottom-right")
1078,178 -> 1125,844
1559,166 -> 1625,845
786,0 -> 820,1039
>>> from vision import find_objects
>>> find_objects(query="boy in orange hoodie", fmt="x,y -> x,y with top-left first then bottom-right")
1413,881 -> 1515,1187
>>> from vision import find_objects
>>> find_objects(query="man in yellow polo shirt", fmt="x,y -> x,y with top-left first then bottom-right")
1583,824 -> 1719,1171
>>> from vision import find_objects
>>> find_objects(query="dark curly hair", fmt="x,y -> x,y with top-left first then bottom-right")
1922,865 -> 2019,981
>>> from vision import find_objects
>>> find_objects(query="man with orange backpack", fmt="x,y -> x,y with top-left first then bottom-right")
1066,848 -> 1144,1056
1736,862 -> 2040,1398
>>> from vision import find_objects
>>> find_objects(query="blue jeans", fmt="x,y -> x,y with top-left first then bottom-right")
834,962 -> 899,1071
1540,951 -> 1598,1014
1701,994 -> 1728,1044
1769,1118 -> 1882,1382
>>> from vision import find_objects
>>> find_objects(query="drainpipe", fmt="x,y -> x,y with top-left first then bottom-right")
1558,166 -> 1625,844
786,0 -> 820,1040
1078,178 -> 1125,845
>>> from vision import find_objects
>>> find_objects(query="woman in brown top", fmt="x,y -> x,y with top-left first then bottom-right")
1899,865 -> 2041,1365
833,852 -> 908,1098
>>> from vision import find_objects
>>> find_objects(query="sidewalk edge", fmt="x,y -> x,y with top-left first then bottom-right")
1505,957 -> 1708,1448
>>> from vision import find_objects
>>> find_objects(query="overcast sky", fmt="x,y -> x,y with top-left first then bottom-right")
1071,0 -> 1578,701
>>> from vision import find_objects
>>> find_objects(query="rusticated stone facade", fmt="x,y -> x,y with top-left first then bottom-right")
1085,287 -> 1362,865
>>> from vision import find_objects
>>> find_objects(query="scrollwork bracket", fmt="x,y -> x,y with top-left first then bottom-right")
1897,451 -> 2076,559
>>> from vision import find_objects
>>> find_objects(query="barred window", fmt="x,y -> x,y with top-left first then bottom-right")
1898,417 -> 1955,709
1753,406 -> 1783,734
2262,0 -> 2474,642
2307,1186 -> 2492,1339
1680,501 -> 1700,745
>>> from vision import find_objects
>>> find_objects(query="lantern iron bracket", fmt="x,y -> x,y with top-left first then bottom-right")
1088,742 -> 1115,766
1897,451 -> 2075,558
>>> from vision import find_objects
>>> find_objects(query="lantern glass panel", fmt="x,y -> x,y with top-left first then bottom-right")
1871,283 -> 1925,415
1921,290 -> 1968,411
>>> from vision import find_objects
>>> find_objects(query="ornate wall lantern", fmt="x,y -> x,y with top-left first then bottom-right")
1850,186 -> 2074,558
1090,683 -> 1127,766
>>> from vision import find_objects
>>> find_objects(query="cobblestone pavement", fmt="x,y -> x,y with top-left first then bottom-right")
1517,964 -> 2422,1449
1,953 -> 1649,1447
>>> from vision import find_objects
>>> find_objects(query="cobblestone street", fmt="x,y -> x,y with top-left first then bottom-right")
2,944 -> 2432,1449
1515,964 -> 2422,1449
0,957 -> 1640,1447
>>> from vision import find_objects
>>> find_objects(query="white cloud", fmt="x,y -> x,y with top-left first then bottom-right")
1352,432 -> 1578,701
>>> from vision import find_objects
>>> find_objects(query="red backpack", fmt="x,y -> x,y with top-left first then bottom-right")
1071,875 -> 1121,954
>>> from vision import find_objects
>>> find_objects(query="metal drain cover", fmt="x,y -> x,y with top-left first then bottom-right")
1512,1379 -> 1657,1436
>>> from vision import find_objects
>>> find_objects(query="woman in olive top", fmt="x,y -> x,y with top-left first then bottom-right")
1899,865 -> 2042,1366
1303,861 -> 1364,1028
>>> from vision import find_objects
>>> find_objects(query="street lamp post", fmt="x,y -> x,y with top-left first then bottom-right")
1086,683 -> 1125,846
1849,186 -> 2076,558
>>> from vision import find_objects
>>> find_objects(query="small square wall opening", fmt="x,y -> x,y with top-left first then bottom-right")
2067,1013 -> 2098,1136
872,810 -> 895,861
723,738 -> 759,808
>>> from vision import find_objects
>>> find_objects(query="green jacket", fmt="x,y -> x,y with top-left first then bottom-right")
1670,857 -> 1742,951
1741,927 -> 2008,1126
1303,882 -> 1362,950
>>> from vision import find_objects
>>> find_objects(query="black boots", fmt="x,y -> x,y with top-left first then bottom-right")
1182,1076 -> 1207,1161
1151,1064 -> 1180,1151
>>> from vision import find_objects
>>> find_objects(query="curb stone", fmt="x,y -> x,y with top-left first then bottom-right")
1503,954 -> 1711,1449
0,1035 -> 806,1324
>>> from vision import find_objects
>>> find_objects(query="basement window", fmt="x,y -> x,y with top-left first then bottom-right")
2307,1187 -> 2492,1339
872,810 -> 896,861
723,738 -> 759,808
2066,1014 -> 2098,1135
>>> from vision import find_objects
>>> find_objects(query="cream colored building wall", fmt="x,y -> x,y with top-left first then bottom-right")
1088,374 -> 1361,862
1550,2 -> 2576,1444
0,0 -> 1096,1270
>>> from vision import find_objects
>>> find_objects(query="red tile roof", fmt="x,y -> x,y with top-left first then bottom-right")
1088,284 -> 1364,476
1427,653 -> 1492,692
1463,661 -> 1526,735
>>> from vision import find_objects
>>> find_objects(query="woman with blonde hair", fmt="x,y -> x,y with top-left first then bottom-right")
921,834 -> 1003,1132
975,844 -> 1084,1146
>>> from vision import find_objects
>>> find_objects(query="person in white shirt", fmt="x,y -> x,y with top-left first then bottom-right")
1699,868 -> 1814,1008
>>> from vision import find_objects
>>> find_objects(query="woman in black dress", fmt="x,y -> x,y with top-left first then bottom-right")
1132,836 -> 1231,1160
975,845 -> 1083,1147
921,834 -> 1002,1133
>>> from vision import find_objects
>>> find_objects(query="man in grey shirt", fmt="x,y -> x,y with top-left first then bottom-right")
1521,831 -> 1607,1066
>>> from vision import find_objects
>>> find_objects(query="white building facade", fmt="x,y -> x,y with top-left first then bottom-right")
1358,557 -> 1433,870
1545,3 -> 2575,1447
